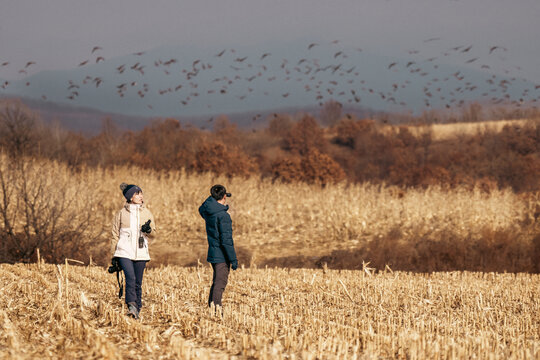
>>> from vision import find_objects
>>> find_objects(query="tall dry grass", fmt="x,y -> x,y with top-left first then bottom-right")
1,155 -> 537,271
412,118 -> 539,141
377,118 -> 540,141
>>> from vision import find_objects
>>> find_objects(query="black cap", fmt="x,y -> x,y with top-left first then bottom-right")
210,184 -> 231,200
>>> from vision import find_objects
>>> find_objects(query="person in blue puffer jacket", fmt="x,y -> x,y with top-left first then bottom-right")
198,184 -> 238,308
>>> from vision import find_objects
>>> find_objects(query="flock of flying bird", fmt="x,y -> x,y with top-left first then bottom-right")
1,39 -> 539,120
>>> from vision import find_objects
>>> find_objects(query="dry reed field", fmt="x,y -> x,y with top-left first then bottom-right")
377,118 -> 539,141
0,155 -> 538,270
417,118 -> 539,141
0,262 -> 538,359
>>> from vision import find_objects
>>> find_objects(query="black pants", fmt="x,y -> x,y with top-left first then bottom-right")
118,258 -> 147,311
208,262 -> 230,307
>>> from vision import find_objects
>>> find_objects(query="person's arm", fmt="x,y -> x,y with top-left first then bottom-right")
198,203 -> 205,219
110,211 -> 121,257
218,213 -> 237,267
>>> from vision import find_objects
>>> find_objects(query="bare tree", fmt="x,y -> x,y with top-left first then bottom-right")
319,100 -> 343,127
0,102 -> 100,263
0,100 -> 39,157
0,155 -> 100,263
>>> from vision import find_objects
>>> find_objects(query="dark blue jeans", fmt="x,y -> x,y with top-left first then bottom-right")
118,258 -> 147,311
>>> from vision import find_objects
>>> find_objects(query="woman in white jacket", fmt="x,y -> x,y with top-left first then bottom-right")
111,183 -> 156,319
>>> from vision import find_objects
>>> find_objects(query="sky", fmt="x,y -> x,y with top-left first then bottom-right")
1,0 -> 539,117
1,0 -> 539,79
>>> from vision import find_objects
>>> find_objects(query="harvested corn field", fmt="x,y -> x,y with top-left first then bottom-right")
0,262 -> 538,359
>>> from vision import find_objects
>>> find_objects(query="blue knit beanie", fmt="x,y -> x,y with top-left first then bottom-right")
120,183 -> 142,202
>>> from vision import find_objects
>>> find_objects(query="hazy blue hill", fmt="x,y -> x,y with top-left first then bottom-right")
0,95 -> 152,134
1,94 -> 377,134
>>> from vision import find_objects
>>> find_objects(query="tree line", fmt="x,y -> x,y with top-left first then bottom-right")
0,100 -> 539,192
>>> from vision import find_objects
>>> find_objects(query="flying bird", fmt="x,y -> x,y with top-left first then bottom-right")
78,60 -> 89,67
308,43 -> 319,50
489,46 -> 507,54
91,46 -> 102,53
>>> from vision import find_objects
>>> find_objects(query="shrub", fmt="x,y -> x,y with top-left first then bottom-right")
191,142 -> 258,177
271,150 -> 345,185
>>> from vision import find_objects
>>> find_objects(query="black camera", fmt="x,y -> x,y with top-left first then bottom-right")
108,257 -> 122,274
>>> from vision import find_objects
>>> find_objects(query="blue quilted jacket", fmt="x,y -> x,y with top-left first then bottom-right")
198,196 -> 237,264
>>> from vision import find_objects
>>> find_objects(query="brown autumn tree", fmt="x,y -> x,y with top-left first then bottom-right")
333,118 -> 376,148
267,114 -> 293,137
191,142 -> 258,177
271,149 -> 345,185
282,114 -> 326,155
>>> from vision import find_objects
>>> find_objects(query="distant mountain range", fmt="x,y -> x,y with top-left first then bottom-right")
1,41 -> 538,131
0,94 -> 376,134
0,95 -> 151,133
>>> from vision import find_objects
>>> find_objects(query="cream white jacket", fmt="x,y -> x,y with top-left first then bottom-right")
111,202 -> 156,261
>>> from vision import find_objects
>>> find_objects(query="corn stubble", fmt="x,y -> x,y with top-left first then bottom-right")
0,262 -> 538,359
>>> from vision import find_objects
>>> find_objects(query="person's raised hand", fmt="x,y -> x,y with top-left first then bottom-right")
141,220 -> 151,233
